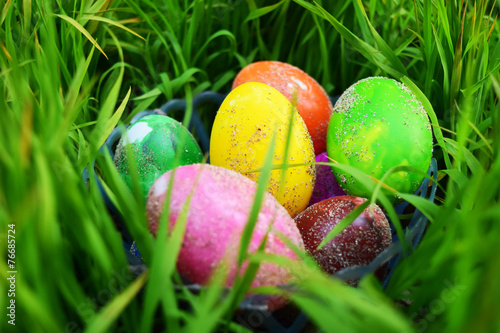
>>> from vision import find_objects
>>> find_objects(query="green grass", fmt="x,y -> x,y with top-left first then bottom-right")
1,0 -> 500,332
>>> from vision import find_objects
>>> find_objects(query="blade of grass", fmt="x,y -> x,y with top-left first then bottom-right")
316,200 -> 370,251
309,1 -> 405,79
237,131 -> 277,267
354,0 -> 408,78
80,15 -> 146,40
53,13 -> 108,59
401,76 -> 453,170
84,271 -> 150,333
244,0 -> 287,22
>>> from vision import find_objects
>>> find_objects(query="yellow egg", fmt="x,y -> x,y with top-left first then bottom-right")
210,82 -> 316,217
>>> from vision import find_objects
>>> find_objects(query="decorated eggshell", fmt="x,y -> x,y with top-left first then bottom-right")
233,61 -> 333,154
146,164 -> 305,289
308,152 -> 345,207
210,82 -> 316,218
295,196 -> 392,275
326,77 -> 433,201
113,115 -> 203,199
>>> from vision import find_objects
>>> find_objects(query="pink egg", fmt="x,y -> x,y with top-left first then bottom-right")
308,152 -> 345,206
146,164 -> 304,289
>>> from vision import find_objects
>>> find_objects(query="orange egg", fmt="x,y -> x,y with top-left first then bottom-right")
232,61 -> 333,155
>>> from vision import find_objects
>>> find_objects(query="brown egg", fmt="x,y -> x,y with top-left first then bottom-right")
294,196 -> 391,275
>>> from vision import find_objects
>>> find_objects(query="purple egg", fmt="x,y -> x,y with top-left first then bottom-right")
308,152 -> 345,206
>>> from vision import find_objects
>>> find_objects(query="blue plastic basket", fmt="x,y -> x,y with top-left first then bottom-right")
84,91 -> 438,332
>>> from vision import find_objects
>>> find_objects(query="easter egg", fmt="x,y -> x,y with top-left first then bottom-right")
308,152 -> 345,207
232,61 -> 333,155
210,82 -> 316,218
295,196 -> 391,275
326,77 -> 433,201
113,115 -> 203,199
146,164 -> 305,289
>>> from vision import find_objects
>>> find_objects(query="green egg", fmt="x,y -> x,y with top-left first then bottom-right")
326,77 -> 433,201
113,115 -> 203,199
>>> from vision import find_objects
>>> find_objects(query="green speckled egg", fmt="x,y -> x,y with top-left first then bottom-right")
113,115 -> 203,199
326,77 -> 433,201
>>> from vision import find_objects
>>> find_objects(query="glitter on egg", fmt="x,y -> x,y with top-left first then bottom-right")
210,82 -> 316,217
295,196 -> 392,277
326,77 -> 433,201
232,61 -> 333,155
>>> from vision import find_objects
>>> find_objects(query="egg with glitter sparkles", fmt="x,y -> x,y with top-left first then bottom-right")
113,115 -> 203,199
295,196 -> 392,275
233,61 -> 333,155
210,82 -> 316,218
146,164 -> 305,289
326,77 -> 433,201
